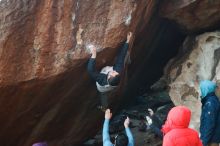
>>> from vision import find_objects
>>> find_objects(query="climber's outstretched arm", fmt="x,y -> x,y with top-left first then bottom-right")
87,47 -> 107,85
113,32 -> 132,73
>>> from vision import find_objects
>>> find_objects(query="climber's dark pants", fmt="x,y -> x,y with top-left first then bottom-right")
113,43 -> 129,73
100,92 -> 108,108
99,90 -> 117,108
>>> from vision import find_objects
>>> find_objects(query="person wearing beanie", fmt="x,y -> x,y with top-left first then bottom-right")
199,80 -> 220,146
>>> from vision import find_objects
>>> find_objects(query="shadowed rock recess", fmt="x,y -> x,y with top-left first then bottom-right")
0,0 -> 220,146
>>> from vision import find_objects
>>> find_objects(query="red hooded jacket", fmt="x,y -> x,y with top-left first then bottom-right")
161,106 -> 202,146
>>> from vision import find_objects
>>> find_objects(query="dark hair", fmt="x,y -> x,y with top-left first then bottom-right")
108,75 -> 121,86
115,133 -> 128,146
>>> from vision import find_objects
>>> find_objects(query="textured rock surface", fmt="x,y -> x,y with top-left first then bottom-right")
160,0 -> 220,33
0,0 -> 160,146
2,0 -> 219,145
156,32 -> 220,130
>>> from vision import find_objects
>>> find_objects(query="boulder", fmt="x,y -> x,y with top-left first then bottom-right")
156,31 -> 220,130
2,0 -> 218,145
0,0 -> 160,145
160,0 -> 220,33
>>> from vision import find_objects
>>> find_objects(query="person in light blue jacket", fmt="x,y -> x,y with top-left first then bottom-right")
103,109 -> 134,146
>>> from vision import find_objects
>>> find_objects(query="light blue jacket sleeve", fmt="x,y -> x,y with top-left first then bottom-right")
103,119 -> 114,146
125,127 -> 134,146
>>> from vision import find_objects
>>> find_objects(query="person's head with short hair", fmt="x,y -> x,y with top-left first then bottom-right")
32,142 -> 48,146
114,133 -> 128,146
107,71 -> 120,86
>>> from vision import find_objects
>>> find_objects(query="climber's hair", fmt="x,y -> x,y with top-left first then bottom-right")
108,75 -> 121,86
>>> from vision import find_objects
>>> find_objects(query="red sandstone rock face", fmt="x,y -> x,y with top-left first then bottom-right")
2,0 -> 219,145
0,0 -> 136,84
160,0 -> 220,33
0,0 -> 158,145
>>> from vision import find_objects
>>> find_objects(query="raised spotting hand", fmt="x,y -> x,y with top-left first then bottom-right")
105,109 -> 112,120
126,32 -> 132,43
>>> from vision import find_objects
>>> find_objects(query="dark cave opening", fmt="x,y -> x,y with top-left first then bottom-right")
123,18 -> 186,106
138,20 -> 185,94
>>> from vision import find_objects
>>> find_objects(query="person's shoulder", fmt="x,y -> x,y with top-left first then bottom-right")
208,94 -> 218,100
205,95 -> 218,105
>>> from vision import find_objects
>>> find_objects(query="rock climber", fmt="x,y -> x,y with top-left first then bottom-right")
87,32 -> 132,110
